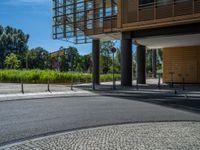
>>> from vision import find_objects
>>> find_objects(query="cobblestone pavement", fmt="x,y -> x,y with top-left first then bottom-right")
1,122 -> 200,150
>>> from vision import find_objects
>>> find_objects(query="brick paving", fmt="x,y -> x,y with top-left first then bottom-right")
1,122 -> 200,150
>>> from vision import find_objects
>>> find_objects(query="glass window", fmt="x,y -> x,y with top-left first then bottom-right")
139,0 -> 154,5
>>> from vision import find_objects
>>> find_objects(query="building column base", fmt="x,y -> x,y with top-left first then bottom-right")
92,39 -> 100,85
137,45 -> 146,84
121,32 -> 132,86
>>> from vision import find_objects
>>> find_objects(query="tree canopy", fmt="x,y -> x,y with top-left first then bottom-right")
0,24 -> 163,75
100,41 -> 115,74
64,46 -> 80,71
27,47 -> 49,69
4,53 -> 21,69
0,25 -> 29,68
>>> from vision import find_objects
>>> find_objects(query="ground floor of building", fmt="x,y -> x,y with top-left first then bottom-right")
91,23 -> 200,86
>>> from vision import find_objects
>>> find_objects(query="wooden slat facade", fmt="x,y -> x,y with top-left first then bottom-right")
52,0 -> 200,43
119,0 -> 200,32
163,46 -> 200,83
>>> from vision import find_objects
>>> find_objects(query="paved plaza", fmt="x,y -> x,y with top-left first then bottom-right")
0,79 -> 200,149
1,122 -> 200,150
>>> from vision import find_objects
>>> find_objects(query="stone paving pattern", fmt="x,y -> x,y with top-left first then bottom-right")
1,122 -> 200,150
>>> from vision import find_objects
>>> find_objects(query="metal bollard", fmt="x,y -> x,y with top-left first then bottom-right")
71,78 -> 74,91
21,79 -> 24,94
169,72 -> 174,88
174,90 -> 177,94
158,75 -> 161,89
113,77 -> 116,90
92,82 -> 95,91
182,78 -> 185,91
136,78 -> 139,90
170,82 -> 174,88
47,79 -> 50,92
92,77 -> 95,91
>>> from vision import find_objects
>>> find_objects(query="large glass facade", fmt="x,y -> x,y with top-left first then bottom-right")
52,0 -> 118,44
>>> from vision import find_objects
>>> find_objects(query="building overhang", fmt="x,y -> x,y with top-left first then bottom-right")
135,33 -> 200,49
131,22 -> 200,48
90,32 -> 122,41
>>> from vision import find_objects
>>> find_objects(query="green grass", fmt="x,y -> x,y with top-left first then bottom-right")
0,69 -> 121,84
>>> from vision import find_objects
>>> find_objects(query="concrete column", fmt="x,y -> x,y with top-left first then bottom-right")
152,49 -> 157,78
92,39 -> 100,85
121,32 -> 132,86
137,45 -> 146,84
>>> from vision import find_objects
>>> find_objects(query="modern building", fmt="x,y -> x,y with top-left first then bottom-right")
52,0 -> 200,85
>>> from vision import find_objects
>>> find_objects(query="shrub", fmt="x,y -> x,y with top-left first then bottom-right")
0,69 -> 120,84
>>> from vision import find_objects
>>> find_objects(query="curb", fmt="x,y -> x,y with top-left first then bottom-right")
0,89 -> 98,102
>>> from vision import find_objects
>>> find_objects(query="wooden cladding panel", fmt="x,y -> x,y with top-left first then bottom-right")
163,46 -> 200,83
139,7 -> 154,21
123,0 -> 138,23
128,0 -> 138,22
104,18 -> 117,31
122,0 -> 128,23
156,5 -> 173,19
121,0 -> 200,29
195,0 -> 200,13
174,1 -> 193,16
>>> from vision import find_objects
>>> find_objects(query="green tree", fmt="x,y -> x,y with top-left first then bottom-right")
27,47 -> 49,69
0,25 -> 3,35
146,50 -> 153,75
114,48 -> 121,73
59,55 -> 68,72
79,54 -> 92,73
132,49 -> 137,78
146,49 -> 163,76
64,46 -> 80,71
157,49 -> 163,73
75,63 -> 83,72
100,41 -> 115,74
4,53 -> 21,69
0,25 -> 29,69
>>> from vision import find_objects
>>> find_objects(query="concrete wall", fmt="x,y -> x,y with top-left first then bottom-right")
163,45 -> 200,83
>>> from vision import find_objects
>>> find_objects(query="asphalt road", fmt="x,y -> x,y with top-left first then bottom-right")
0,95 -> 200,146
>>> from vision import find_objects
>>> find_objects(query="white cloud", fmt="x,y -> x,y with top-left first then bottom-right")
19,0 -> 50,3
0,0 -> 51,15
1,0 -> 50,5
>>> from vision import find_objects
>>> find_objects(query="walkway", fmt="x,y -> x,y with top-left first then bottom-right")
1,122 -> 200,150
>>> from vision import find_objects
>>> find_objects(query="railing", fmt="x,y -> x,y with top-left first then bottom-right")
123,0 -> 200,23
139,0 -> 200,21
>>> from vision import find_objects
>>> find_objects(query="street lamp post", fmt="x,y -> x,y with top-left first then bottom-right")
111,47 -> 117,90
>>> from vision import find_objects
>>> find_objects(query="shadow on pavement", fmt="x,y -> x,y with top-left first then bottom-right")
116,96 -> 200,115
76,83 -> 200,114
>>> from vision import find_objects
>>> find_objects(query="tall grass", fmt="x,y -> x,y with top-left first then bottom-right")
0,70 -> 120,84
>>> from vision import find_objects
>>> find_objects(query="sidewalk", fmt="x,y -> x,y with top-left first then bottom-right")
1,122 -> 199,150
0,83 -> 75,95
0,89 -> 97,102
0,79 -> 200,101
77,79 -> 200,99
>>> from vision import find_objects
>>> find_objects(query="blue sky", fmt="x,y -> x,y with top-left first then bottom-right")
0,0 -> 92,55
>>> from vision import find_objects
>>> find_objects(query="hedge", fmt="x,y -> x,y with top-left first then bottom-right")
0,69 -> 120,84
